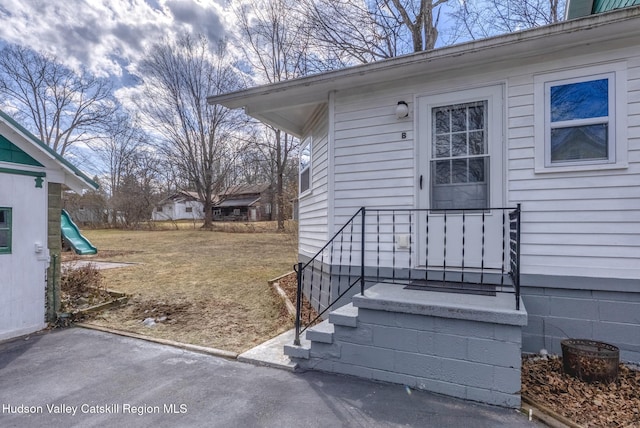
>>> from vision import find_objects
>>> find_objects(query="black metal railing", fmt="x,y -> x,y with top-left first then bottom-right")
293,205 -> 521,345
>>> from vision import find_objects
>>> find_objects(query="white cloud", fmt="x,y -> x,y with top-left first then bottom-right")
0,0 -> 231,79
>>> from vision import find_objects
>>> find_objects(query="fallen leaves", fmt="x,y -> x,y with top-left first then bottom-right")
522,355 -> 640,427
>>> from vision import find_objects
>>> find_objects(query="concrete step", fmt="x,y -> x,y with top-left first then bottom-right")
305,320 -> 334,344
329,303 -> 358,327
283,335 -> 311,359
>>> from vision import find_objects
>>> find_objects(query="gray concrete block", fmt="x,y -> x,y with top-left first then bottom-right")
306,321 -> 334,344
369,367 -> 419,389
284,344 -> 310,359
544,316 -> 594,340
520,295 -> 549,316
521,333 -> 545,354
340,342 -> 394,371
393,350 -> 441,379
441,359 -> 494,389
329,303 -> 358,327
520,286 -> 545,296
434,318 -> 494,339
493,366 -> 521,393
433,334 -> 468,360
357,308 -> 398,327
593,290 -> 640,303
621,350 -> 640,364
549,296 -> 598,320
310,342 -> 341,359
333,323 -> 372,345
598,300 -> 640,324
372,325 -> 419,352
416,331 -> 435,355
593,321 -> 640,347
521,314 -> 544,336
493,325 -> 522,343
330,361 -> 374,380
396,312 -> 437,331
467,337 -> 521,368
306,358 -> 334,373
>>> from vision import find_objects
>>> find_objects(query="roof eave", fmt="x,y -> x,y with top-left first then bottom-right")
0,110 -> 98,192
207,6 -> 640,134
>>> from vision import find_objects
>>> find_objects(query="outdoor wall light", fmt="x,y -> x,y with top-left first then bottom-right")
396,101 -> 409,119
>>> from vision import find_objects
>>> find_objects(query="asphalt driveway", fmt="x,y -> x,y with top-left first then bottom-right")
0,328 -> 541,427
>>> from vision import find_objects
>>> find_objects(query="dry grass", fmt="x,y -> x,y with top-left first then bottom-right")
76,224 -> 297,353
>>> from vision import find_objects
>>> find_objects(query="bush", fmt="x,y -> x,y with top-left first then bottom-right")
60,263 -> 104,296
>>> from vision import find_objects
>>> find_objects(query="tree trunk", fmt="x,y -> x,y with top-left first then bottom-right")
203,198 -> 213,229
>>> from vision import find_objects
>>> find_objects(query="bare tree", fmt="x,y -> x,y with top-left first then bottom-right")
94,112 -> 150,226
453,0 -> 565,41
235,0 -> 307,230
303,0 -> 449,66
0,44 -> 116,156
110,150 -> 162,229
136,35 -> 245,229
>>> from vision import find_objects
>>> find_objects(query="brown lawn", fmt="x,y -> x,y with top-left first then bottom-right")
72,223 -> 297,353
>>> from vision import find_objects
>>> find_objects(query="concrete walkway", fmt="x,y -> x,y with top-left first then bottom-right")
0,328 -> 541,428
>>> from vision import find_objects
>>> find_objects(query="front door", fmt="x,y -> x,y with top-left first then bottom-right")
416,85 -> 505,273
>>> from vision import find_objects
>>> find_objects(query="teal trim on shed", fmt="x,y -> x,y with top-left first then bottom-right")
0,135 -> 44,167
593,0 -> 640,13
567,0 -> 640,18
0,110 -> 98,190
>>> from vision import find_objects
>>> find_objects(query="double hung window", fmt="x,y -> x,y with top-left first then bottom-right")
0,208 -> 11,254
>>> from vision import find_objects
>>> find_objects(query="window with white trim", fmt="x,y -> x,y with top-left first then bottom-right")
0,207 -> 11,254
534,64 -> 628,172
546,74 -> 613,165
299,141 -> 311,194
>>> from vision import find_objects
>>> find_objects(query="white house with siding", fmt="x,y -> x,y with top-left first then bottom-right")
152,190 -> 204,221
0,111 -> 97,341
209,6 -> 640,406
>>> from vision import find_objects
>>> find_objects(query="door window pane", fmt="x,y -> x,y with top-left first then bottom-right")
430,101 -> 489,210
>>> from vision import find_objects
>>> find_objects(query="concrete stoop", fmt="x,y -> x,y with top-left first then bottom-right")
284,283 -> 527,409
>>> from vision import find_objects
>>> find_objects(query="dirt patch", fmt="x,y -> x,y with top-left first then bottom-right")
522,355 -> 640,427
275,272 -> 320,326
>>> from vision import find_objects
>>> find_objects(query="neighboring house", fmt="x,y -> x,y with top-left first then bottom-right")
0,110 -> 97,341
209,5 -> 640,407
214,183 -> 271,222
152,190 -> 204,221
63,189 -> 107,225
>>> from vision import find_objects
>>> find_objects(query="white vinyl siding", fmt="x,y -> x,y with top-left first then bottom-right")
508,56 -> 640,280
296,45 -> 640,281
332,90 -> 415,231
298,110 -> 329,257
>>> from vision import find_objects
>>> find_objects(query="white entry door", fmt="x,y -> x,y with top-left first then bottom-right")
416,85 -> 506,272
0,173 -> 48,339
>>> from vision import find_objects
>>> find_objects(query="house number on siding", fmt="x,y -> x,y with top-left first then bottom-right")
401,132 -> 407,139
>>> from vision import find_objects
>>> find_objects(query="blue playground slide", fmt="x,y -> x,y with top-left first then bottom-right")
61,209 -> 97,255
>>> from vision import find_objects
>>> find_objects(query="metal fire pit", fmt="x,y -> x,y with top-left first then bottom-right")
561,339 -> 619,383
